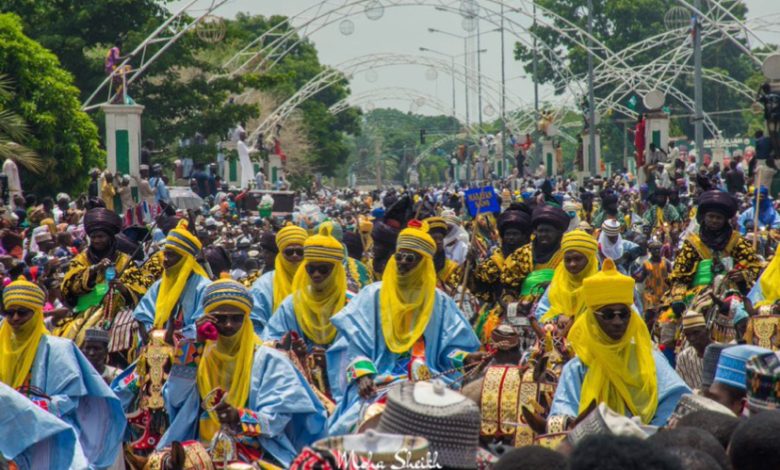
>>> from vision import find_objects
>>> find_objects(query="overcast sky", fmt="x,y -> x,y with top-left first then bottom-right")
171,0 -> 780,118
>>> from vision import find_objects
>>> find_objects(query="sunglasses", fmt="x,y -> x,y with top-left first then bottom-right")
306,264 -> 333,276
594,308 -> 631,321
283,247 -> 304,257
211,313 -> 245,324
394,252 -> 420,264
1,309 -> 33,319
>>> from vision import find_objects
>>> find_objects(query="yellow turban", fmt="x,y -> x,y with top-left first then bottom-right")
396,221 -> 436,259
425,216 -> 449,234
197,275 -> 259,442
541,230 -> 599,322
292,224 -> 347,345
582,258 -> 635,309
568,259 -> 658,424
379,221 -> 437,353
272,225 -> 308,311
0,277 -> 47,389
154,220 -> 209,329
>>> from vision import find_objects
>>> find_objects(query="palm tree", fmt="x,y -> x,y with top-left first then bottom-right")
0,73 -> 43,173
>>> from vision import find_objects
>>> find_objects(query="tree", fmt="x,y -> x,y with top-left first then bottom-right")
515,0 -> 760,165
1,0 -> 167,101
0,13 -> 103,194
0,74 -> 43,173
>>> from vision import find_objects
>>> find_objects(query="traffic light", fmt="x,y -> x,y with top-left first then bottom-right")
420,129 -> 426,145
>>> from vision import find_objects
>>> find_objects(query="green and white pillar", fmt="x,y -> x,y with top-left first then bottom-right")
542,138 -> 556,177
101,104 -> 143,211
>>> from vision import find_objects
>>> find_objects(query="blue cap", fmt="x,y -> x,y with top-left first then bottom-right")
714,345 -> 772,390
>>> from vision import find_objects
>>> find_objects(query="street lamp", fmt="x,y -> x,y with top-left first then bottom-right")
428,26 -> 499,131
418,45 -> 486,128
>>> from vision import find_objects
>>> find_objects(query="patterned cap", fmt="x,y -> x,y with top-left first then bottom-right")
165,219 -> 202,258
715,344 -> 771,390
601,219 -> 621,236
203,273 -> 253,315
3,276 -> 45,312
396,220 -> 436,259
84,327 -> 110,345
702,343 -> 731,389
378,381 -> 480,469
567,403 -> 650,447
746,351 -> 780,414
682,311 -> 707,331
669,393 -> 734,423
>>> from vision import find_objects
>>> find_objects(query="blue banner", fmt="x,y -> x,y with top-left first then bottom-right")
464,186 -> 500,217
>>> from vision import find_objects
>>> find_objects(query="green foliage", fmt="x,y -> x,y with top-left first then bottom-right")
344,108 -> 463,184
0,13 -> 103,194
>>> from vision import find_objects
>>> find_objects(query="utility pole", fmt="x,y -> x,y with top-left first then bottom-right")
375,137 -> 382,188
693,0 -> 704,165
477,18 -> 483,131
464,36 -> 470,129
533,2 -> 541,169
451,57 -> 457,120
500,2 -> 507,174
587,0 -> 596,175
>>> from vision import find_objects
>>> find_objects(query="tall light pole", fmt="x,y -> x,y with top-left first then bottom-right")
429,27 -> 499,131
500,2 -> 507,174
477,18 -> 483,130
693,0 -> 704,165
419,46 -> 456,119
587,0 -> 596,175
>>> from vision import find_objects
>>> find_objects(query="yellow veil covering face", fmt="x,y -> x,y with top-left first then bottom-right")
154,220 -> 209,329
379,221 -> 437,354
0,277 -> 48,390
567,259 -> 658,424
292,224 -> 347,345
196,275 -> 259,442
756,244 -> 780,308
541,230 -> 599,322
273,225 -> 308,312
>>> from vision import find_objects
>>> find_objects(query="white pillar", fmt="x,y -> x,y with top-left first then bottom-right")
644,110 -> 670,158
580,131 -> 601,180
101,104 -> 143,208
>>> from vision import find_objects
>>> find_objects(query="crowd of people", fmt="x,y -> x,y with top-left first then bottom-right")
3,145 -> 780,470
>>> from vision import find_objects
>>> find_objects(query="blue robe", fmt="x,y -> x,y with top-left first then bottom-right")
325,283 -> 480,436
549,350 -> 690,426
262,291 -> 356,351
738,207 -> 780,234
27,335 -> 126,469
249,270 -> 275,334
0,382 -> 87,470
133,273 -> 210,337
158,346 -> 327,467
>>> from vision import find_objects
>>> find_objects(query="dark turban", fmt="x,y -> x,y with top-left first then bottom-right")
371,220 -> 400,248
498,203 -> 532,236
83,208 -> 122,236
157,215 -> 181,236
116,233 -> 141,260
259,231 -> 278,254
697,190 -> 737,220
342,231 -> 364,260
531,205 -> 570,232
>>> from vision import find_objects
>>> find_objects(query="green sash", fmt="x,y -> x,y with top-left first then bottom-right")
520,269 -> 555,297
74,282 -> 109,314
692,259 -> 713,288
